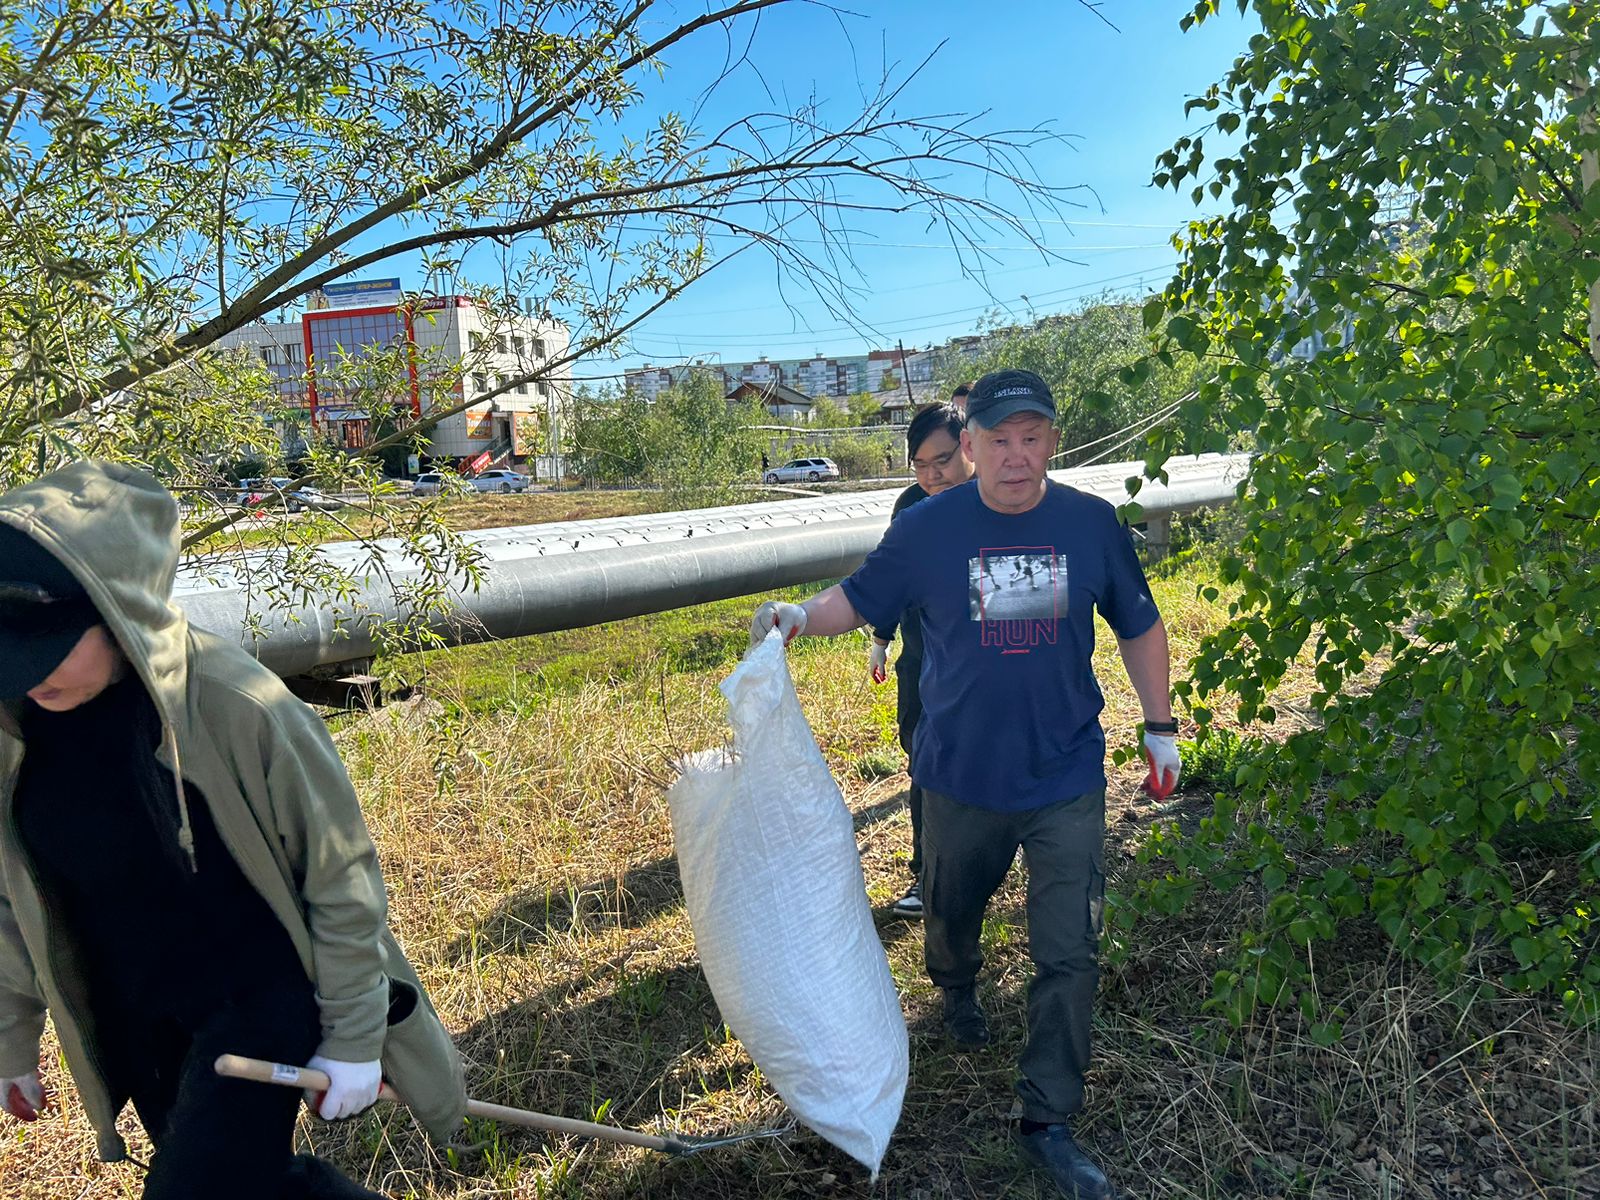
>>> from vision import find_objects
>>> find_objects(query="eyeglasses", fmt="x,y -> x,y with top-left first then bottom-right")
911,449 -> 958,473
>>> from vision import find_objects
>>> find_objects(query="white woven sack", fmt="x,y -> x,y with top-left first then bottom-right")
669,631 -> 908,1175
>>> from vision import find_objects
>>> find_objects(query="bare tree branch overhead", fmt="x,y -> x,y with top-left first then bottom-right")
0,0 -> 1092,650
0,0 -> 1079,449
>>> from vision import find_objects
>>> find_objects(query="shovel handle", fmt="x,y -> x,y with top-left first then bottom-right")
213,1054 -> 403,1103
213,1055 -> 677,1153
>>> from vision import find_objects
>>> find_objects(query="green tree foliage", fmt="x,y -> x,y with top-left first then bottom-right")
566,388 -> 657,487
848,391 -> 888,425
810,396 -> 851,428
950,299 -> 1204,464
1133,0 -> 1600,1022
818,432 -> 896,480
568,375 -> 764,504
0,0 -> 1065,491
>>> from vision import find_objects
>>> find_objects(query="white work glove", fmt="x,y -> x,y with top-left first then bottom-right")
749,600 -> 807,650
2,1071 -> 45,1122
1142,731 -> 1182,800
305,1055 -> 382,1121
869,639 -> 889,685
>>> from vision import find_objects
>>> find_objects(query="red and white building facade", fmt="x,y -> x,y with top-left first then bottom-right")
216,289 -> 571,469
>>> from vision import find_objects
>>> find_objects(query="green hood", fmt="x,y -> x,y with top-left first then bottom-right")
0,460 -> 199,866
0,461 -> 466,1160
0,459 -> 188,714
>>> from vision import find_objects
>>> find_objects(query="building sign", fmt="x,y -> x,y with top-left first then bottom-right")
323,277 -> 404,309
465,406 -> 494,439
512,411 -> 538,455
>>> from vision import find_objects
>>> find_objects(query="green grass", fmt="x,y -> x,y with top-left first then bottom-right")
191,486 -> 820,552
8,557 -> 1595,1199
385,583 -> 828,714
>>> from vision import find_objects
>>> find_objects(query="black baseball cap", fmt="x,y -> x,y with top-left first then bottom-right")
964,369 -> 1057,429
0,523 -> 100,700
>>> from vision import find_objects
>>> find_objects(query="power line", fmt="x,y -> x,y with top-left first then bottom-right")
601,221 -> 1171,260
728,237 -> 1170,252
641,265 -> 1168,334
626,266 -> 1171,352
1069,402 -> 1188,470
1051,393 -> 1191,464
623,256 -> 1169,323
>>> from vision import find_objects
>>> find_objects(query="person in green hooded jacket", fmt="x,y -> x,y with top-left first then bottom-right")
0,461 -> 467,1198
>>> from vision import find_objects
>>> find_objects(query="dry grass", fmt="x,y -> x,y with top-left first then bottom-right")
4,564 -> 1594,1199
190,484 -> 819,553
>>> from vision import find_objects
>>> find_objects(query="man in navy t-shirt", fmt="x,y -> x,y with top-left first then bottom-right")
748,369 -> 1182,1200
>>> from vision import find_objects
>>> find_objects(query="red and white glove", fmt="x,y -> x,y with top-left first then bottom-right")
304,1055 -> 382,1121
869,639 -> 889,684
2,1071 -> 45,1122
1142,730 -> 1181,800
749,601 -> 807,650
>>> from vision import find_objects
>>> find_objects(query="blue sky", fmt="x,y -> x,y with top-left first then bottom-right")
565,1 -> 1252,380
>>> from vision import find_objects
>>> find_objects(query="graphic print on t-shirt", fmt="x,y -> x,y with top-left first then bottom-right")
960,550 -> 1062,633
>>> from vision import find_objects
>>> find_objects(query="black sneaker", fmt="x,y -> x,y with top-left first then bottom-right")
941,984 -> 991,1049
1016,1123 -> 1113,1199
891,880 -> 923,918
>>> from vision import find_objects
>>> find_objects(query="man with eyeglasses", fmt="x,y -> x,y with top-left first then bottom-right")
868,402 -> 975,918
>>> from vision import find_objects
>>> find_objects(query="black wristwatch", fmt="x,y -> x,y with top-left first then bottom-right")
1143,718 -> 1180,736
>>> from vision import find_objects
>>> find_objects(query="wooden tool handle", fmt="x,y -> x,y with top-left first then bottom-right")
214,1055 -> 676,1153
213,1054 -> 402,1103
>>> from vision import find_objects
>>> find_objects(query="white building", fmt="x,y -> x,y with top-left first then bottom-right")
214,292 -> 571,473
627,349 -> 903,403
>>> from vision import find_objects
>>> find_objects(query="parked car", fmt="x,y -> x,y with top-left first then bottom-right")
764,457 -> 840,484
410,468 -> 529,497
469,468 -> 531,494
236,477 -> 342,512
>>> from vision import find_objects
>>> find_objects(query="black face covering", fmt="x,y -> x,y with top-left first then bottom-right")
13,674 -> 306,1027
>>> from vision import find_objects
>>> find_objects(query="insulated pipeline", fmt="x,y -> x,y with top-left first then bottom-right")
173,454 -> 1248,677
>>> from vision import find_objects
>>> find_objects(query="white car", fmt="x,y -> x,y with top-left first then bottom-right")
411,468 -> 529,497
469,468 -> 531,494
764,457 -> 840,484
236,477 -> 342,512
410,472 -> 461,497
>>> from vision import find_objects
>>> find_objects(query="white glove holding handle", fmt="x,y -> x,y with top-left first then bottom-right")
749,601 -> 808,650
868,639 -> 889,685
304,1054 -> 382,1121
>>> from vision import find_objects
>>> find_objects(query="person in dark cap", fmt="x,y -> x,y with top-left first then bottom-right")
748,368 -> 1181,1200
0,461 -> 466,1197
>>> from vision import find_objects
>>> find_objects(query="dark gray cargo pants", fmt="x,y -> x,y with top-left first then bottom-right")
921,786 -> 1106,1125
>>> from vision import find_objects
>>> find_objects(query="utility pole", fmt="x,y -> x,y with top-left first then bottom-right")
896,339 -> 916,419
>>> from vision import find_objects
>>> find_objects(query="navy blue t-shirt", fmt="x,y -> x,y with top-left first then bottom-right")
841,479 -> 1160,811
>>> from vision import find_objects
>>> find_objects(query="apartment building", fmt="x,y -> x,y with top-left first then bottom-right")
214,285 -> 571,470
625,345 -> 923,412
